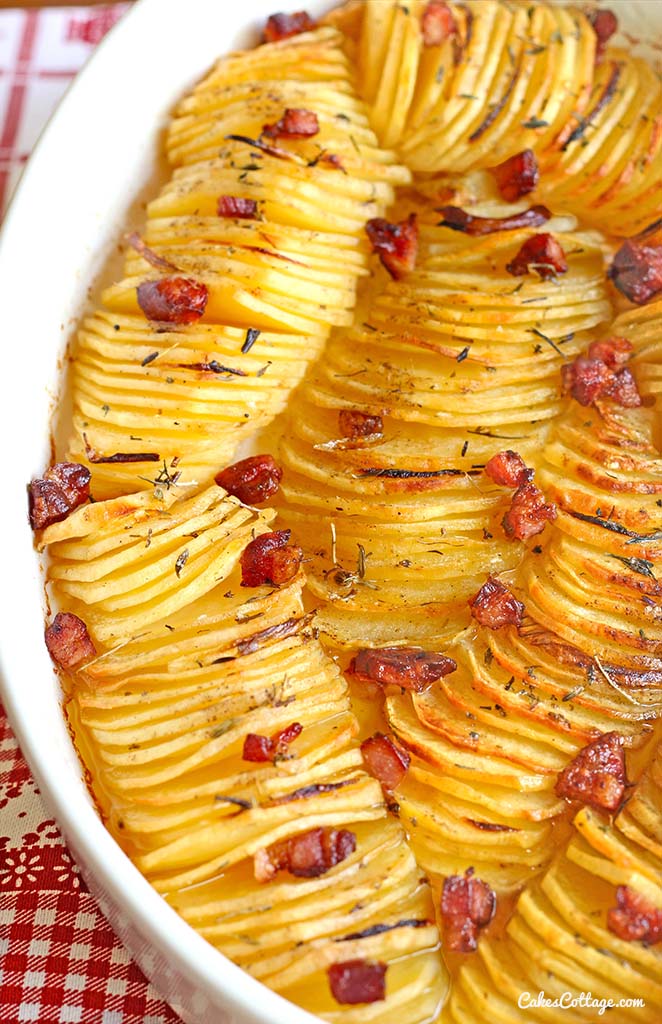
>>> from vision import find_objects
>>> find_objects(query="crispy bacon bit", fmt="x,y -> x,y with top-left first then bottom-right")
240,529 -> 303,587
365,214 -> 419,279
28,462 -> 90,530
491,149 -> 539,202
587,335 -> 632,368
469,577 -> 524,630
555,732 -> 626,811
264,10 -> 316,42
361,733 -> 410,792
441,868 -> 496,952
338,410 -> 383,439
562,338 -> 642,408
608,239 -> 662,305
506,233 -> 568,280
421,0 -> 456,46
217,196 -> 259,219
44,613 -> 96,670
328,960 -> 387,1005
137,277 -> 208,324
242,721 -> 302,763
437,204 -> 551,236
274,721 -> 303,748
255,827 -> 356,883
348,647 -> 457,692
215,455 -> 282,505
262,108 -> 319,139
604,366 -> 642,407
561,355 -> 612,406
502,480 -> 557,541
608,886 -> 662,945
242,733 -> 273,762
484,450 -> 530,489
586,8 -> 618,61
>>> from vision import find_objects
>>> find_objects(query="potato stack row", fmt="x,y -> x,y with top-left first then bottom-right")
66,26 -> 409,500
387,392 -> 662,895
277,212 -> 612,648
354,0 -> 662,234
40,483 -> 448,1023
441,741 -> 662,1022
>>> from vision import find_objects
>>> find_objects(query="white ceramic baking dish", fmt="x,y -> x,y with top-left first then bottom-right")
0,1 -> 659,1022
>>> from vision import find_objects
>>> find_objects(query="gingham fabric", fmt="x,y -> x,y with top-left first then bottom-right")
0,4 -> 129,214
0,710 -> 182,1023
1,7 -> 182,1021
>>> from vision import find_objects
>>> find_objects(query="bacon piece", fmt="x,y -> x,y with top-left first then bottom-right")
491,149 -> 539,202
484,450 -> 530,489
262,108 -> 319,139
502,480 -> 557,541
421,0 -> 456,46
586,8 -> 618,60
469,577 -> 524,630
608,886 -> 662,945
274,721 -> 303,749
561,355 -> 612,406
506,233 -> 568,280
255,827 -> 356,882
217,196 -> 259,219
365,214 -> 419,279
555,732 -> 626,811
242,721 -> 302,763
264,10 -> 316,42
328,960 -> 387,1005
137,277 -> 208,324
28,462 -> 90,530
338,410 -> 383,439
242,734 -> 273,762
240,529 -> 303,587
348,647 -> 457,692
562,338 -> 642,408
441,868 -> 496,952
603,366 -> 642,407
215,454 -> 282,505
437,204 -> 551,236
44,613 -> 96,670
588,335 -> 632,368
361,733 -> 410,792
608,240 -> 662,305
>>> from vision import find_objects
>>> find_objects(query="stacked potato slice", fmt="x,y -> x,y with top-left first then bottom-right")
441,741 -> 662,1022
618,297 -> 662,411
354,0 -> 662,234
66,26 -> 409,499
278,213 -> 611,647
41,486 -> 447,1022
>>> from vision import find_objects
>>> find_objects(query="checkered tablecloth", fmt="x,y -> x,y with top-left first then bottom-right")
0,7 -> 182,1022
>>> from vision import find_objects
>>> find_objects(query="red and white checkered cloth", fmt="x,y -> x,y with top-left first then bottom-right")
1,7 -> 181,1021
0,4 -> 130,214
